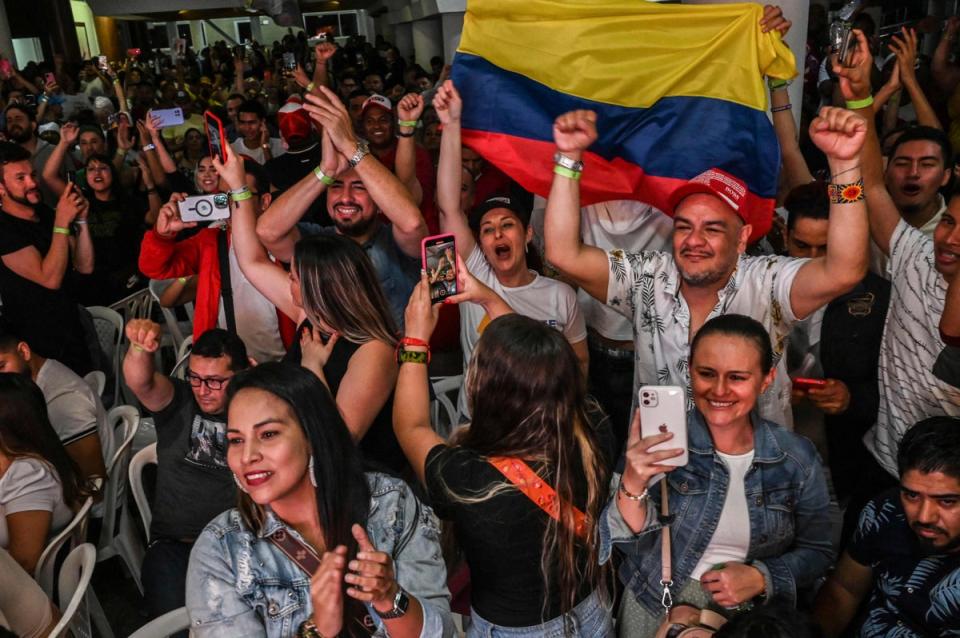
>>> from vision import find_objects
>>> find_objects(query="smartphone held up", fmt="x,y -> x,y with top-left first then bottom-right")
204,110 -> 227,163
421,234 -> 458,304
638,385 -> 689,467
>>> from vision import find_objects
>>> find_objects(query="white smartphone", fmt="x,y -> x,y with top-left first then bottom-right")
638,385 -> 689,467
178,193 -> 231,223
151,107 -> 184,128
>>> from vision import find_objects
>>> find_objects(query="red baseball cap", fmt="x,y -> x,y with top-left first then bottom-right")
667,168 -> 748,220
277,97 -> 314,145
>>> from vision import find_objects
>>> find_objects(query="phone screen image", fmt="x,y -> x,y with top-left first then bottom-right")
422,235 -> 457,304
204,111 -> 226,163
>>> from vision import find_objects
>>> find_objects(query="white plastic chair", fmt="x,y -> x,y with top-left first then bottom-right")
109,287 -> 154,322
148,279 -> 193,352
129,442 -> 158,543
82,370 -> 106,399
47,543 -> 96,638
34,494 -> 94,596
86,306 -> 123,407
171,335 -> 193,381
127,607 -> 190,638
430,375 -> 463,438
96,405 -> 145,591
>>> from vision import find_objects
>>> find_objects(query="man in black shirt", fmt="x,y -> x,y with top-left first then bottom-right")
814,417 -> 960,636
0,142 -> 93,374
122,320 -> 250,626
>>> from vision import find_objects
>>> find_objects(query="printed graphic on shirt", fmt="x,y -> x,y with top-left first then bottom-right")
185,415 -> 228,469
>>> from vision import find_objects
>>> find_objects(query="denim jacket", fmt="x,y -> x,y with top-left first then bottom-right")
599,411 -> 835,617
186,472 -> 456,637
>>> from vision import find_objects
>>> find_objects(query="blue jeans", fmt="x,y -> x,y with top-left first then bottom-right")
467,589 -> 613,637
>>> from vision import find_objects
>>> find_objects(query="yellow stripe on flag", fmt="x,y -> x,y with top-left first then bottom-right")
458,0 -> 796,111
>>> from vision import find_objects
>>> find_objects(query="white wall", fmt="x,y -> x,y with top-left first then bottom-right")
70,0 -> 101,57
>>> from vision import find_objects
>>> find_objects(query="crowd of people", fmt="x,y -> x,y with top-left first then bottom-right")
0,3 -> 959,637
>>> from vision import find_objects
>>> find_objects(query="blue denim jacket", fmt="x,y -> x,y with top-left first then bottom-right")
599,411 -> 835,617
186,472 -> 456,637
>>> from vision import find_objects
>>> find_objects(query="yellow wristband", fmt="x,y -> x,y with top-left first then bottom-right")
231,190 -> 253,202
553,165 -> 582,181
845,96 -> 874,110
313,166 -> 336,186
53,226 -> 71,236
306,81 -> 316,93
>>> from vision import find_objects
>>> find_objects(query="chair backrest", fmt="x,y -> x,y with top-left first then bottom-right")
34,494 -> 95,597
47,543 -> 96,638
109,287 -> 154,322
127,606 -> 190,638
82,370 -> 106,398
171,335 -> 193,380
129,442 -> 158,543
97,405 -> 141,552
430,375 -> 463,438
148,279 -> 189,351
86,306 -> 124,407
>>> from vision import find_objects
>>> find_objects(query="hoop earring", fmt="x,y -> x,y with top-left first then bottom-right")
308,455 -> 317,488
232,473 -> 248,493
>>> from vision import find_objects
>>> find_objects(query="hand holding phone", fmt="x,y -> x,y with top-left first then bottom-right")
203,110 -> 227,163
178,193 -> 231,223
792,377 -> 827,391
151,107 -> 185,128
421,234 -> 458,304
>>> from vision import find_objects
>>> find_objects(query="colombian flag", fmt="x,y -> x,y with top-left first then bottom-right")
452,0 -> 797,239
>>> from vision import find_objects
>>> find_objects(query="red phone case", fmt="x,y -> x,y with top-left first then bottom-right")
793,377 -> 827,390
203,110 -> 227,163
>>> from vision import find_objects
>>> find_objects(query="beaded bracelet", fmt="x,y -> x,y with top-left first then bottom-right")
828,178 -> 865,204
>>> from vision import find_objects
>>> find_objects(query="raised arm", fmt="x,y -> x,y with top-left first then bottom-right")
136,118 -> 170,190
891,28 -> 941,130
542,110 -> 610,303
144,112 -> 179,175
70,195 -> 94,274
0,184 -> 83,289
395,93 -> 425,205
212,140 -> 301,321
789,107 -> 869,319
256,128 -> 346,262
836,29 -> 902,256
770,80 -> 814,198
304,87 -> 427,258
932,17 -> 960,94
433,81 -> 476,259
41,122 -> 78,198
121,319 -> 175,413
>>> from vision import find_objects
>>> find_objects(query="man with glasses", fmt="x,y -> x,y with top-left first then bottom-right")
139,159 -> 287,364
122,322 -> 250,628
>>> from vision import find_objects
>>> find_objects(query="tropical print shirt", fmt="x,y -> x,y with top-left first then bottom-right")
605,249 -> 806,428
848,489 -> 960,637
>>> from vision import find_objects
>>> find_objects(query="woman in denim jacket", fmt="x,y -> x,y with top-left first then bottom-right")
186,363 -> 455,638
602,315 -> 835,636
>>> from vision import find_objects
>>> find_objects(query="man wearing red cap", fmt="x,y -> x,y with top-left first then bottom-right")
544,107 -> 871,430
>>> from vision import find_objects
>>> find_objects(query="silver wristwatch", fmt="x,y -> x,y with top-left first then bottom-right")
377,587 -> 410,619
553,152 -> 584,172
348,140 -> 370,168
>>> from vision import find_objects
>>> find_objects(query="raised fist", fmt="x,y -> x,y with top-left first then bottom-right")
125,319 -> 163,354
553,110 -> 597,156
809,107 -> 867,162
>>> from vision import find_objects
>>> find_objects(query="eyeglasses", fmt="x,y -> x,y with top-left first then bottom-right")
185,370 -> 230,390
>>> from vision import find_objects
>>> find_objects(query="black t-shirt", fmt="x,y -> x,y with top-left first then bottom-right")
424,445 -> 595,626
69,195 -> 146,306
150,380 -> 236,540
848,489 -> 960,636
0,205 -> 91,374
264,145 -> 332,227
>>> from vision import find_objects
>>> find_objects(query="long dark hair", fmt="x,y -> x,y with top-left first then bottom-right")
294,234 -> 398,346
457,314 -> 610,616
0,373 -> 90,509
226,362 -> 372,636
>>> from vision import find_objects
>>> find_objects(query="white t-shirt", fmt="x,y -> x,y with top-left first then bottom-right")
217,242 -> 286,364
0,458 -> 73,549
867,221 -> 960,476
35,359 -> 108,454
607,251 -> 806,429
230,137 -> 286,165
458,245 -> 587,416
691,449 -> 755,581
530,197 -> 672,342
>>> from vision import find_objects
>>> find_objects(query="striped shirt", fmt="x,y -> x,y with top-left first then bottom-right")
867,221 -> 960,476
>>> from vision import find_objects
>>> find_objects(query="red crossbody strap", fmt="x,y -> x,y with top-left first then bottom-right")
267,528 -> 322,575
487,456 -> 589,541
